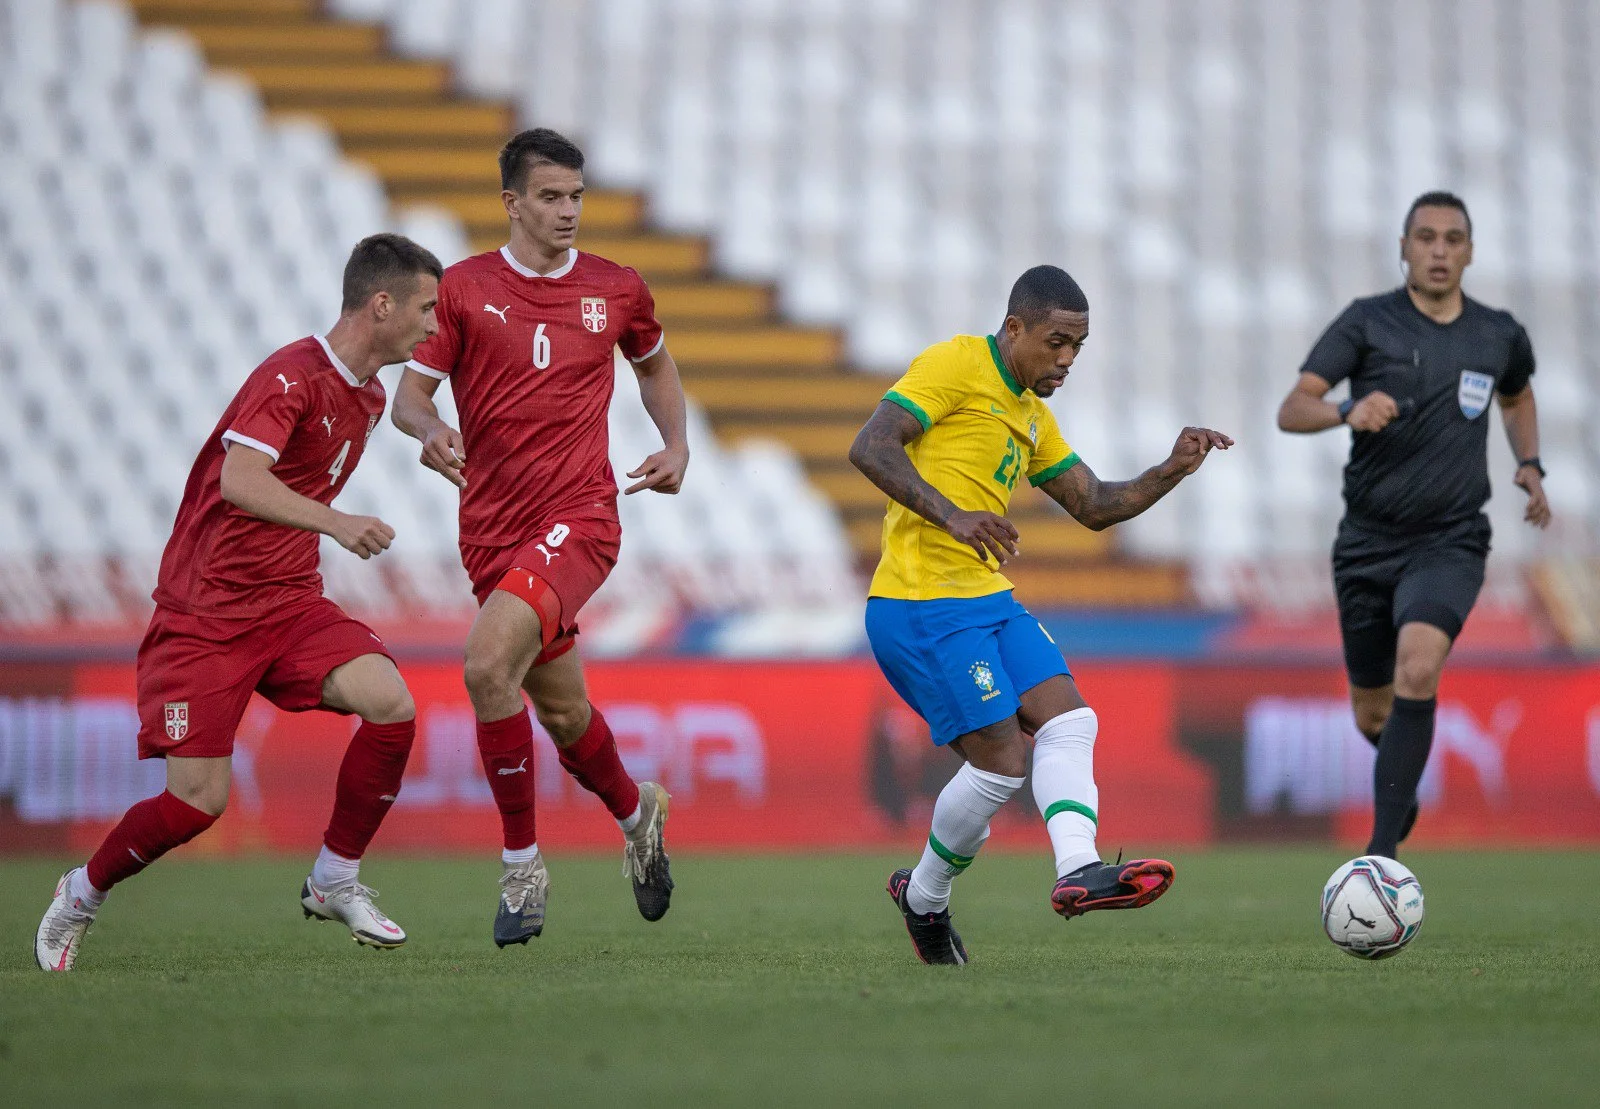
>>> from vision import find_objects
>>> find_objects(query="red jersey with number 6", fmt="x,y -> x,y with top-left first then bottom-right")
153,335 -> 386,620
405,246 -> 664,546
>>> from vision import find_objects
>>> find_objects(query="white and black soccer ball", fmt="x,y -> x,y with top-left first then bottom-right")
1320,856 -> 1425,960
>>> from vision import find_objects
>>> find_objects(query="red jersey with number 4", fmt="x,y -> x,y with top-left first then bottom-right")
406,246 -> 664,546
153,335 -> 386,620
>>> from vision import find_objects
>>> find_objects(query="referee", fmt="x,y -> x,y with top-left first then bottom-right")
1276,191 -> 1550,860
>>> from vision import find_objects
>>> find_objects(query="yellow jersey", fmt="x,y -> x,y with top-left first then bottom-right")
867,334 -> 1079,600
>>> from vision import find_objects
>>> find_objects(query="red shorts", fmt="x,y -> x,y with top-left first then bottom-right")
460,507 -> 621,661
135,598 -> 393,760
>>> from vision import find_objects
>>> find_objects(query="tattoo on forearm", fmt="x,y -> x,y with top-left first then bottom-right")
853,424 -> 958,526
1087,467 -> 1181,528
1054,463 -> 1182,530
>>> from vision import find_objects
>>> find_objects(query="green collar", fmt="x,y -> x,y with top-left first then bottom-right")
986,334 -> 1024,397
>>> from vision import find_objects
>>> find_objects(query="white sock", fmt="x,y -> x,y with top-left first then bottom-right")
1032,707 -> 1102,877
69,866 -> 106,910
502,843 -> 541,867
618,802 -> 643,835
906,763 -> 1025,915
311,846 -> 360,890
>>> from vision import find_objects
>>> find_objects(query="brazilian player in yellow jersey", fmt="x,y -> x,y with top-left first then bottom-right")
850,265 -> 1233,964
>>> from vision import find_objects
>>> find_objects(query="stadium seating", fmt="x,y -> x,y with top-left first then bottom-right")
0,0 -> 860,642
335,0 -> 1597,571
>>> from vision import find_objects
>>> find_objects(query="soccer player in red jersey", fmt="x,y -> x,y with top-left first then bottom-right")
35,235 -> 443,972
392,129 -> 688,946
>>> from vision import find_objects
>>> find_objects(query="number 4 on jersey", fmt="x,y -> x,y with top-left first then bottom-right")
328,440 -> 351,486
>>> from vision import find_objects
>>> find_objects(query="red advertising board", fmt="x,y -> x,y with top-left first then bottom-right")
2,660 -> 1597,854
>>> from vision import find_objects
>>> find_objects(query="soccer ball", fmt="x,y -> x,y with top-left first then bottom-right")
1320,856 -> 1424,960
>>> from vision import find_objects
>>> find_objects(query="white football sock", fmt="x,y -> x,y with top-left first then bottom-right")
311,845 -> 360,890
618,801 -> 643,835
69,866 -> 106,910
502,843 -> 541,867
1032,707 -> 1102,877
906,763 -> 1025,915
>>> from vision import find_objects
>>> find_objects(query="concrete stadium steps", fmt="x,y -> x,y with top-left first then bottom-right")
126,0 -> 1171,607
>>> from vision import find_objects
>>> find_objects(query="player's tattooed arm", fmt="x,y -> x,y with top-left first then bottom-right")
220,443 -> 395,558
392,368 -> 467,489
850,402 -> 1020,564
626,346 -> 690,495
1041,427 -> 1233,531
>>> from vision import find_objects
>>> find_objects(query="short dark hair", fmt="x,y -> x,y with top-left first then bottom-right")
499,128 -> 585,193
1006,265 -> 1089,325
341,233 -> 443,312
1403,191 -> 1472,238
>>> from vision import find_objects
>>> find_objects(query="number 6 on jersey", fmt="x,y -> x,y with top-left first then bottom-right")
532,323 -> 551,370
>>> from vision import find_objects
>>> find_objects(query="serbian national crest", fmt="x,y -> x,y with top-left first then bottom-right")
164,701 -> 189,742
581,296 -> 608,334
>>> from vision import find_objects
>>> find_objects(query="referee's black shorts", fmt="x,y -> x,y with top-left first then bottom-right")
1332,514 -> 1490,690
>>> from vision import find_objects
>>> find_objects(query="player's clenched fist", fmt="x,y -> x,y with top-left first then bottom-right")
330,513 -> 396,559
1346,391 -> 1400,433
943,508 -> 1020,565
1162,427 -> 1234,477
420,425 -> 468,488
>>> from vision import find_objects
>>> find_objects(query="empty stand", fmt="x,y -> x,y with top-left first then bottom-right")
0,0 -> 858,642
347,0 -> 1597,568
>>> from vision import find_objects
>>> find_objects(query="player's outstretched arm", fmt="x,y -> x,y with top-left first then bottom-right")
1277,372 -> 1398,434
1039,427 -> 1233,532
849,401 -> 1019,564
392,368 -> 467,489
220,443 -> 395,558
625,346 -> 690,495
1498,384 -> 1551,528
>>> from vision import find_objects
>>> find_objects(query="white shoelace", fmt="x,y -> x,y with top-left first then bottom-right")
44,901 -> 95,948
623,808 -> 663,880
499,862 -> 548,913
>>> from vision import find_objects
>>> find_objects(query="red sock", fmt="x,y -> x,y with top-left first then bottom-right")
85,790 -> 217,891
477,711 -> 537,850
558,706 -> 641,821
323,719 -> 415,859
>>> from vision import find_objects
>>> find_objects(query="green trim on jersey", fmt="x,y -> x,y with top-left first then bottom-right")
928,832 -> 977,871
1043,799 -> 1098,826
1029,451 -> 1081,487
986,335 -> 1024,397
884,390 -> 932,432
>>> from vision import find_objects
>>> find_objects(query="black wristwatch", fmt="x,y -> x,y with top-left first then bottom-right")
1516,456 -> 1546,478
1337,398 -> 1356,423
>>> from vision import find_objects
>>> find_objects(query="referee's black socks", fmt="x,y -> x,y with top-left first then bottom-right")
1366,696 -> 1437,859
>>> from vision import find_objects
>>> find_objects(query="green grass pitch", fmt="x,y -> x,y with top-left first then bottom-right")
2,849 -> 1598,1107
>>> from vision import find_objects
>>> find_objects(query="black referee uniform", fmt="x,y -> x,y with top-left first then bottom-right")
1300,287 -> 1535,688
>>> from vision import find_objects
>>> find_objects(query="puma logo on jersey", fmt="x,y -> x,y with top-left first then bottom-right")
322,416 -> 337,436
497,757 -> 529,776
484,304 -> 510,324
535,544 -> 559,565
276,374 -> 298,393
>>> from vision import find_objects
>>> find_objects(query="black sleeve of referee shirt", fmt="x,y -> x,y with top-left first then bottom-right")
1298,301 -> 1366,388
1496,323 -> 1536,395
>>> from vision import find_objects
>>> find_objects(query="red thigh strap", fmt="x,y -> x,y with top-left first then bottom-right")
494,568 -> 562,650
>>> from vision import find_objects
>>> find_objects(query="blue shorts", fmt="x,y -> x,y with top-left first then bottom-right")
865,591 -> 1071,745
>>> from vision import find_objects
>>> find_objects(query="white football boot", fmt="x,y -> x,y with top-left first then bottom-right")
36,869 -> 97,972
301,877 -> 407,949
494,852 -> 550,947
